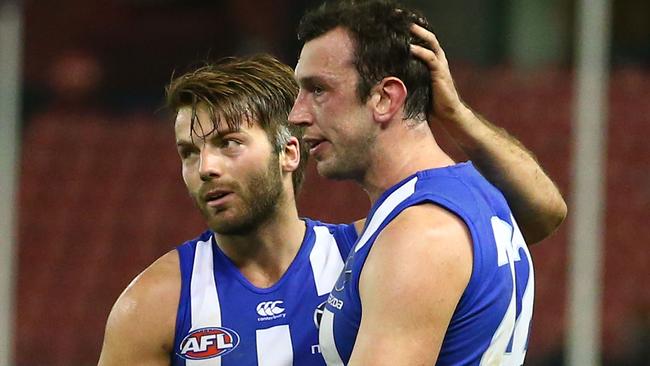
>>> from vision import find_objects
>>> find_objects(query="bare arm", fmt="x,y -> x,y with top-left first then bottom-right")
348,205 -> 472,365
98,251 -> 180,366
410,24 -> 567,244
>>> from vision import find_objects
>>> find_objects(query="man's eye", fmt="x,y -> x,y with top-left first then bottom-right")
221,139 -> 243,149
179,148 -> 197,159
314,86 -> 324,96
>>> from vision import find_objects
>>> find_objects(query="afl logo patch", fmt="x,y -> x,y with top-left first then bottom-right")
178,327 -> 240,360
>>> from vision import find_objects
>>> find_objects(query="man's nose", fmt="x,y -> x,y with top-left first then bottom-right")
198,146 -> 223,181
288,91 -> 313,127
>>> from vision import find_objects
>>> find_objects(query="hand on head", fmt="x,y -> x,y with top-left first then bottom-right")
409,24 -> 469,125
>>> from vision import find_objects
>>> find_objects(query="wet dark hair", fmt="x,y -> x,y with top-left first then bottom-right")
298,0 -> 433,122
165,54 -> 309,193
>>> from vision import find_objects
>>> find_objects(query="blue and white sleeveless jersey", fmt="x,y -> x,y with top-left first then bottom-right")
320,162 -> 535,366
171,218 -> 358,366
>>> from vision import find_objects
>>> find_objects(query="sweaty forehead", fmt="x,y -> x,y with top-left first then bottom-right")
295,27 -> 356,81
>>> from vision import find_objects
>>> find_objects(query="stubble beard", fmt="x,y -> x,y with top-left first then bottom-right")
198,155 -> 285,235
318,132 -> 375,182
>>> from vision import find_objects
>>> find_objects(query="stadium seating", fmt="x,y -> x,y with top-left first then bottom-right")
16,67 -> 650,365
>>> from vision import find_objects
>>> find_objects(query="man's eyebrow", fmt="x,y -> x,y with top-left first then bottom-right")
296,75 -> 331,88
295,75 -> 319,86
212,125 -> 249,137
175,139 -> 194,147
193,127 -> 251,141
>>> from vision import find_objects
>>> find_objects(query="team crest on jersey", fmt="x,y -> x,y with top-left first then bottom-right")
178,327 -> 240,360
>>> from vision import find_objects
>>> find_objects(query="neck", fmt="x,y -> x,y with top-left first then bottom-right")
361,120 -> 455,203
213,193 -> 305,288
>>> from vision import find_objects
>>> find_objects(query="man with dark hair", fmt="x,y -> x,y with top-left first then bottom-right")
98,33 -> 563,366
298,0 -> 434,122
289,0 -> 563,364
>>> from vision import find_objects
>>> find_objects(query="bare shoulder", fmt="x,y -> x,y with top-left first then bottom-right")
117,249 -> 181,310
98,250 -> 181,365
375,203 -> 472,259
361,202 -> 474,300
351,204 -> 474,364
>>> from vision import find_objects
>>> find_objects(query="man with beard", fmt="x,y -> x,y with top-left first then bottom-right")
98,49 -> 564,364
288,1 -> 560,365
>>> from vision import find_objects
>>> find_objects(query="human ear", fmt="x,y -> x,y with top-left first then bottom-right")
371,77 -> 407,125
280,136 -> 301,173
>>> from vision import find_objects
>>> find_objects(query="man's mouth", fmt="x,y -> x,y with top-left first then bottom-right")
304,137 -> 328,156
204,190 -> 233,207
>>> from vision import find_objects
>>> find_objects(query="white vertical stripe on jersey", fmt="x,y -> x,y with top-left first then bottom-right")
310,226 -> 345,296
354,176 -> 417,252
256,325 -> 294,366
319,309 -> 344,366
188,237 -> 222,366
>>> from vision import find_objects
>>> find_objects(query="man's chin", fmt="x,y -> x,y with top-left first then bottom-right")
204,210 -> 257,235
208,220 -> 253,236
316,161 -> 356,181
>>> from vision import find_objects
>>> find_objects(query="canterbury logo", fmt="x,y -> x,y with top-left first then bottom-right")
256,300 -> 285,316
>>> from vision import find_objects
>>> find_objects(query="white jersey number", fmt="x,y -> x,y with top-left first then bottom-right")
480,216 -> 535,366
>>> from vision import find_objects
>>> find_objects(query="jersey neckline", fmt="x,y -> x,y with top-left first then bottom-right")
210,218 -> 317,294
364,161 -> 474,225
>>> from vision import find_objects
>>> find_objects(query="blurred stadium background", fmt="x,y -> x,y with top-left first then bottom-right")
1,0 -> 649,365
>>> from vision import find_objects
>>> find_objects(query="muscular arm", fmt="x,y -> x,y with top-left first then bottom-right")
437,108 -> 566,244
98,251 -> 180,366
410,24 -> 567,244
348,204 -> 472,365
